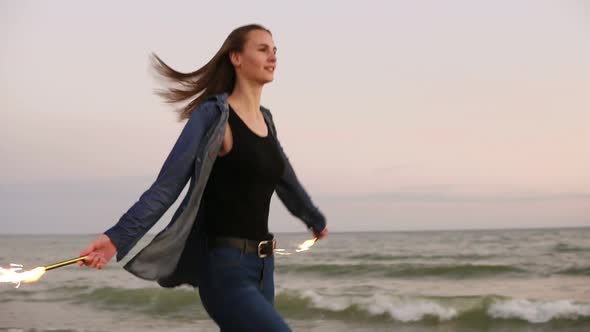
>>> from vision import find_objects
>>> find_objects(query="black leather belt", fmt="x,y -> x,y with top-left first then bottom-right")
207,236 -> 277,258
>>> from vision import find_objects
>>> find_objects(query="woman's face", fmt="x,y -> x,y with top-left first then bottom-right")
232,29 -> 277,85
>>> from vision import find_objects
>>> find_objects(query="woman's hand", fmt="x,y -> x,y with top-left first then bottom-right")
76,234 -> 117,269
313,227 -> 329,240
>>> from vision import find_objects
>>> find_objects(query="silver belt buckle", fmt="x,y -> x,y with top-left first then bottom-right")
257,239 -> 276,258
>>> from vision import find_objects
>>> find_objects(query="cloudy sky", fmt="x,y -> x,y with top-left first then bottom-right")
1,0 -> 588,234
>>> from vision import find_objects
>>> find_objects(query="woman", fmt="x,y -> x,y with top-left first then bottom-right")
77,24 -> 328,331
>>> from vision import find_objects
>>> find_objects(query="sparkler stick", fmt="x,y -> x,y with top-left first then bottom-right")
44,255 -> 89,271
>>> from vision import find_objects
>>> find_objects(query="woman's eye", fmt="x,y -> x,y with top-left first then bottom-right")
258,49 -> 276,56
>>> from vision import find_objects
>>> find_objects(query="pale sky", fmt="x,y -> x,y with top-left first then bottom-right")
1,0 -> 589,234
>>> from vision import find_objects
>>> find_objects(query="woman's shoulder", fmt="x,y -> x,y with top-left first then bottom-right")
187,94 -> 225,121
260,105 -> 272,117
259,105 -> 277,137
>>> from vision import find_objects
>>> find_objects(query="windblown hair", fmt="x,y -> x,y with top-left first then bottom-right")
151,24 -> 272,121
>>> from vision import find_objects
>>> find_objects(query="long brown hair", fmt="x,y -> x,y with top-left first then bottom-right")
150,24 -> 272,121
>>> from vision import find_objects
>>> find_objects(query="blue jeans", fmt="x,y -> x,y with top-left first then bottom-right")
197,245 -> 293,332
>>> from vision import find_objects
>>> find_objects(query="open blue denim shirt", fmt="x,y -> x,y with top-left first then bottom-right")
103,92 -> 327,288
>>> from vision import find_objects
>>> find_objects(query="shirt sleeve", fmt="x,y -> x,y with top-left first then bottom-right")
267,112 -> 327,234
104,102 -> 216,261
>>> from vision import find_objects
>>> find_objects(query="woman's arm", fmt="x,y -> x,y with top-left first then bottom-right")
103,102 -> 217,261
274,138 -> 327,234
266,111 -> 327,235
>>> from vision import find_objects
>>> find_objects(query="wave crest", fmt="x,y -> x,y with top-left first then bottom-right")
275,289 -> 590,325
489,298 -> 590,323
277,263 -> 524,278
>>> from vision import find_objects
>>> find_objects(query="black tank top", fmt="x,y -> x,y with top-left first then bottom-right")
202,104 -> 285,241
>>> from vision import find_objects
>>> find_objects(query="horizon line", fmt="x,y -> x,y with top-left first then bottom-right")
1,224 -> 588,236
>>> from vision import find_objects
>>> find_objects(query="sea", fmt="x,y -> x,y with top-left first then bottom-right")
1,227 -> 589,332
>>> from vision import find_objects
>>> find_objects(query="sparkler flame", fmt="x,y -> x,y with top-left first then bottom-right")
274,237 -> 318,255
296,238 -> 317,252
1,255 -> 88,288
0,265 -> 46,288
273,248 -> 292,256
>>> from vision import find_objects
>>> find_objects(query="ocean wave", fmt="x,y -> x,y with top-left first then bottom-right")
276,289 -> 590,325
0,285 -> 91,302
348,253 -> 495,261
489,298 -> 590,323
347,253 -> 416,261
276,262 -> 524,278
71,286 -> 203,317
557,266 -> 590,276
6,285 -> 590,326
552,243 -> 589,253
285,290 -> 458,322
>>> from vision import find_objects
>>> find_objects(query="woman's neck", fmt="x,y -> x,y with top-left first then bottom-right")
228,81 -> 263,116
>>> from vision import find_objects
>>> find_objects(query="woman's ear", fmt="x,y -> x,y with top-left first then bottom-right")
228,50 -> 241,68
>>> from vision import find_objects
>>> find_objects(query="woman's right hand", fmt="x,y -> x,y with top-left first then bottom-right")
76,234 -> 117,269
312,227 -> 329,240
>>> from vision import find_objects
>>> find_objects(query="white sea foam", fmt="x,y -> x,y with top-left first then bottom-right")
488,298 -> 590,323
364,293 -> 458,322
299,290 -> 458,322
300,289 -> 353,311
289,289 -> 590,324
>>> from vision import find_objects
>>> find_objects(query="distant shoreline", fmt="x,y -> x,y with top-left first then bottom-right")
1,225 -> 589,236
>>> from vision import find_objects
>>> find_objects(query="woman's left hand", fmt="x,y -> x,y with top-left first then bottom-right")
313,227 -> 329,240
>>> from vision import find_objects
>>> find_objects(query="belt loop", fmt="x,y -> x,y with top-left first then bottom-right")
242,239 -> 247,253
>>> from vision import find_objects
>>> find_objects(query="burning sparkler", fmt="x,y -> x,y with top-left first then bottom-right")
274,237 -> 318,255
295,238 -> 317,252
0,256 -> 88,288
